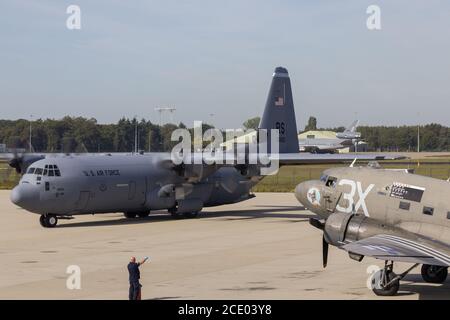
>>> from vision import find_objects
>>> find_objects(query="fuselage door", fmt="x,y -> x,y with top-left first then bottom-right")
128,181 -> 136,200
74,191 -> 90,211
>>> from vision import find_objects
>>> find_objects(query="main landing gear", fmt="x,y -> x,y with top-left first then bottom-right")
123,211 -> 150,219
421,264 -> 448,284
371,262 -> 449,296
371,261 -> 419,296
168,208 -> 199,219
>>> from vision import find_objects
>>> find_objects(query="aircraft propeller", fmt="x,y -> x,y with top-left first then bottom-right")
7,150 -> 45,175
309,218 -> 330,268
322,235 -> 329,268
8,148 -> 24,174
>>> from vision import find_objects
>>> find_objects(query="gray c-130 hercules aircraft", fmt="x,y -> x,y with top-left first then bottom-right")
8,67 -> 402,228
295,164 -> 450,296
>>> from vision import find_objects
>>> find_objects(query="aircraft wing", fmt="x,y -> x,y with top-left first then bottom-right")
177,152 -> 405,167
342,234 -> 450,267
0,153 -> 15,161
166,152 -> 406,182
272,153 -> 407,165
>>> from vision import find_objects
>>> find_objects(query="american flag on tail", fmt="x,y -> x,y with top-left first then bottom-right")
274,96 -> 284,106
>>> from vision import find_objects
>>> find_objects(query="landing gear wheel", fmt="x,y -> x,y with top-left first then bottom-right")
137,211 -> 150,218
421,265 -> 448,284
39,215 -> 48,227
372,270 -> 399,296
40,214 -> 58,228
124,212 -> 137,219
183,211 -> 199,218
169,208 -> 183,219
372,262 -> 400,296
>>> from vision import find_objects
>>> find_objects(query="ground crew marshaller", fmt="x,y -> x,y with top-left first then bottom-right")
127,256 -> 148,300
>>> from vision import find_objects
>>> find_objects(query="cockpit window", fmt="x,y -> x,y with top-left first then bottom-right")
320,174 -> 328,182
325,176 -> 338,187
27,167 -> 36,174
35,168 -> 43,175
42,164 -> 61,177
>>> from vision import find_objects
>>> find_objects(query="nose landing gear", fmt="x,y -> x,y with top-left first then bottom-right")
39,214 -> 58,228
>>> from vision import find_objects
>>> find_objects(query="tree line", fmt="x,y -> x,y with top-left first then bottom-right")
0,116 -> 448,153
0,117 -> 197,153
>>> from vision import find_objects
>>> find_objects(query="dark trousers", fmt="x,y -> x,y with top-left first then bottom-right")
129,281 -> 141,300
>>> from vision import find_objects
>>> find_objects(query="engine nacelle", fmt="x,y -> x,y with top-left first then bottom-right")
324,213 -> 399,247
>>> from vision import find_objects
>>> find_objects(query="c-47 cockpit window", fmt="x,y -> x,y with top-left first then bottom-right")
35,168 -> 43,175
320,174 -> 328,182
27,167 -> 36,174
325,176 -> 338,187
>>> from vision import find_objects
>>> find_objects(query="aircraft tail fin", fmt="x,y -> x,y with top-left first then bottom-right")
344,120 -> 359,133
258,67 -> 299,153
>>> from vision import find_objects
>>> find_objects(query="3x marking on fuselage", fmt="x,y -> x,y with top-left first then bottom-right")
306,169 -> 429,218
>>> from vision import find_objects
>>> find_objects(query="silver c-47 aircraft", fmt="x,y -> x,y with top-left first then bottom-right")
295,164 -> 450,296
8,67 -> 401,228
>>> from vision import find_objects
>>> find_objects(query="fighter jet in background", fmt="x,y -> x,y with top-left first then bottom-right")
7,67 -> 402,228
299,120 -> 362,154
335,120 -> 361,140
295,164 -> 450,296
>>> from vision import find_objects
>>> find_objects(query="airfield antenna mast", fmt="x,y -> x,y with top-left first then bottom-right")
417,124 -> 420,153
154,107 -> 177,126
417,112 -> 421,153
134,116 -> 138,154
29,114 -> 33,153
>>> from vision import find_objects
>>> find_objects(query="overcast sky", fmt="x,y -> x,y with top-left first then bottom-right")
1,0 -> 450,129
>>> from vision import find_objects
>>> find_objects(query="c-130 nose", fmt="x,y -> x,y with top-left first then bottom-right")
10,183 -> 39,210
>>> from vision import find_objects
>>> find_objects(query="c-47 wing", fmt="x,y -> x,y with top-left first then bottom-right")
342,234 -> 450,267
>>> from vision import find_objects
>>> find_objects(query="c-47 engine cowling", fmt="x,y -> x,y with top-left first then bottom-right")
323,212 -> 401,247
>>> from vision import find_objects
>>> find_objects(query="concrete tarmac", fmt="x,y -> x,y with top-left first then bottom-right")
0,191 -> 448,300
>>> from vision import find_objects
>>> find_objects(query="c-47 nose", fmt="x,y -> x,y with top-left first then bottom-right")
295,180 -> 323,208
295,182 -> 308,206
10,183 -> 39,211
